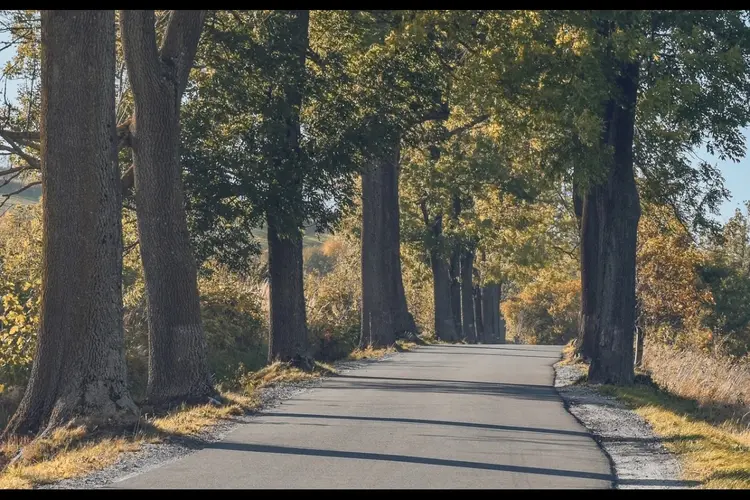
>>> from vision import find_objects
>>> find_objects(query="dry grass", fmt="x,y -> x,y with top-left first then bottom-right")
347,345 -> 395,361
642,343 -> 750,423
579,342 -> 750,489
346,340 -> 417,361
602,383 -> 750,489
0,360 -> 340,489
0,391 -> 258,490
557,339 -> 579,366
0,343 -> 421,489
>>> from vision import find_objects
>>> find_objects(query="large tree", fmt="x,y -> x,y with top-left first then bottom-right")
571,11 -> 750,384
263,10 -> 311,365
3,10 -> 137,437
120,10 -> 214,404
180,10 -> 363,361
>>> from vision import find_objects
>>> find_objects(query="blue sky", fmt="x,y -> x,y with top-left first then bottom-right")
1,32 -> 748,221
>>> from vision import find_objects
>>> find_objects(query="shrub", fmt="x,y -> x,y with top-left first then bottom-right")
305,237 -> 362,360
501,267 -> 580,345
0,205 -> 42,388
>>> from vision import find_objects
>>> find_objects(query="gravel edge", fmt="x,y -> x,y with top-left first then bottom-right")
39,353 -> 401,490
553,361 -> 695,489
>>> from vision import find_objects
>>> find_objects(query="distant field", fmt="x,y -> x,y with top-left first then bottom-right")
0,179 -> 331,248
0,179 -> 41,204
252,225 -> 331,250
0,179 -> 41,215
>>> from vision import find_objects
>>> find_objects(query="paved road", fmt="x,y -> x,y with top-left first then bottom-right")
112,344 -> 613,489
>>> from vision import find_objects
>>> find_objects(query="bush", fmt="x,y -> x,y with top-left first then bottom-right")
501,267 -> 580,345
305,237 -> 362,360
0,205 -> 42,388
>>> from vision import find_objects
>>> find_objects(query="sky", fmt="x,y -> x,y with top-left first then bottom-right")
1,31 -> 749,222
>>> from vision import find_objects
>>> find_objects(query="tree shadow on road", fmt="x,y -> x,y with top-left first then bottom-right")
324,374 -> 562,401
259,412 -> 592,437
205,440 -> 615,484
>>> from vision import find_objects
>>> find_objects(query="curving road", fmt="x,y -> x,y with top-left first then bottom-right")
111,344 -> 613,489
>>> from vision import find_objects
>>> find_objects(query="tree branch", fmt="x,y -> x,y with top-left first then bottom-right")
0,180 -> 41,210
446,114 -> 490,138
121,164 -> 135,196
120,10 -> 162,98
0,133 -> 40,169
159,10 -> 207,100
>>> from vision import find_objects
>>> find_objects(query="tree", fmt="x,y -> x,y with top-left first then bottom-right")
263,10 -> 311,365
568,11 -> 750,384
3,10 -> 137,437
181,10 -> 365,360
120,10 -> 214,405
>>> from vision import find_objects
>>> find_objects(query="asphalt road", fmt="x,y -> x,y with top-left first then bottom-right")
112,344 -> 613,489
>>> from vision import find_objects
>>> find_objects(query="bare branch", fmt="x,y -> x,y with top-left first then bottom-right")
446,114 -> 490,138
0,129 -> 40,142
124,239 -> 140,255
159,10 -> 207,100
0,180 -> 41,210
121,164 -> 135,196
0,132 -> 40,169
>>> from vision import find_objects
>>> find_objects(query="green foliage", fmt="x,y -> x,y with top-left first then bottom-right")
0,205 -> 41,385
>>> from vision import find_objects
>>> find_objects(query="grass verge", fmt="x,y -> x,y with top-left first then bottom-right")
0,345 -> 419,490
600,383 -> 750,489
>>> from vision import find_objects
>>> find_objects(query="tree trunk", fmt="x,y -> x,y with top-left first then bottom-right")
120,10 -> 213,405
384,144 -> 417,336
449,248 -> 462,335
482,283 -> 502,344
265,10 -> 311,366
449,195 -> 462,335
3,10 -> 137,437
426,214 -> 458,342
267,222 -> 309,364
634,325 -> 645,368
474,285 -> 484,343
360,136 -> 414,347
587,61 -> 641,386
577,187 -> 600,361
360,161 -> 394,348
460,247 -> 476,343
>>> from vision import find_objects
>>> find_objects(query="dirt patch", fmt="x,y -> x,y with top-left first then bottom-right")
554,362 -> 696,489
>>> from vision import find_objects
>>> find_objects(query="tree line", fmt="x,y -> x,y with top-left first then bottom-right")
1,10 -> 749,439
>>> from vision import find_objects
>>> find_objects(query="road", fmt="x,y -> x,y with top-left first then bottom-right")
111,344 -> 613,489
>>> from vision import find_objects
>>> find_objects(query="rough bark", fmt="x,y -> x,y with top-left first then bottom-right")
267,223 -> 310,364
474,285 -> 484,343
360,157 -> 394,347
449,195 -> 462,335
576,187 -> 600,361
460,248 -> 476,343
384,143 -> 418,336
360,136 -> 415,347
120,10 -> 213,405
587,60 -> 641,385
425,214 -> 458,342
482,283 -> 503,344
267,10 -> 311,366
634,325 -> 645,368
449,248 -> 462,335
3,10 -> 137,437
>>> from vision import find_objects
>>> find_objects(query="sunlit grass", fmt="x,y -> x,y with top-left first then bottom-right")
0,342 -> 420,489
601,383 -> 750,489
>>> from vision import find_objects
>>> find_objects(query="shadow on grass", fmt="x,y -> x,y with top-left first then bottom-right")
601,376 -> 750,431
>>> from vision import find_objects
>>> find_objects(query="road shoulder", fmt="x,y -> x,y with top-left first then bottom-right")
37,353 -> 401,490
554,361 -> 694,489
